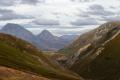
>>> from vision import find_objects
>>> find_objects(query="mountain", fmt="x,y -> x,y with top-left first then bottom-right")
0,23 -> 37,43
0,24 -> 76,51
37,30 -> 72,51
58,22 -> 120,56
60,22 -> 120,80
38,30 -> 59,41
1,22 -> 120,80
0,23 -> 43,50
60,35 -> 78,44
0,33 -> 83,80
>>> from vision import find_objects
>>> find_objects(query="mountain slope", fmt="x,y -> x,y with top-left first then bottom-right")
59,22 -> 120,56
75,29 -> 120,80
61,22 -> 120,80
0,33 -> 83,80
0,23 -> 43,50
60,35 -> 78,43
0,23 -> 37,43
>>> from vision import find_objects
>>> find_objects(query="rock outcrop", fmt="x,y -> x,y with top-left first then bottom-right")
62,22 -> 120,80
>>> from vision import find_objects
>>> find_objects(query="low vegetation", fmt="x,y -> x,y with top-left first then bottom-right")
0,33 -> 83,80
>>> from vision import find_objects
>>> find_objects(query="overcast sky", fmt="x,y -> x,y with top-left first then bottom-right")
0,0 -> 120,36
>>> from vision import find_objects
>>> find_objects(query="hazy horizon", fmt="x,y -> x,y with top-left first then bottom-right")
0,23 -> 99,36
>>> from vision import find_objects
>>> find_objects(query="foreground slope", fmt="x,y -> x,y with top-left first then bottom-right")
62,22 -> 120,80
75,27 -> 120,80
0,33 -> 83,80
0,66 -> 50,80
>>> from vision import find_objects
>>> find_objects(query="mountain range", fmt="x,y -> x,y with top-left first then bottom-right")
1,21 -> 120,80
0,23 -> 77,51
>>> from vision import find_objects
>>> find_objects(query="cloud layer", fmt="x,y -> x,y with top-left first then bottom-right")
0,0 -> 120,35
0,9 -> 31,21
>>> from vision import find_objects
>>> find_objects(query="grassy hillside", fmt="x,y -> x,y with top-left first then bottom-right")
58,22 -> 120,57
0,33 -> 83,80
71,28 -> 120,80
74,31 -> 120,80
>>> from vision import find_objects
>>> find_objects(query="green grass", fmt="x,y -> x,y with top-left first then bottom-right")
0,33 -> 82,80
59,22 -> 120,80
89,32 -> 120,80
75,31 -> 120,80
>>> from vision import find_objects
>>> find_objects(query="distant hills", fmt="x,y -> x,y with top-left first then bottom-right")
0,23 -> 77,51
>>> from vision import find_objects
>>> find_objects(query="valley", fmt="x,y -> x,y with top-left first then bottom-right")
0,21 -> 120,80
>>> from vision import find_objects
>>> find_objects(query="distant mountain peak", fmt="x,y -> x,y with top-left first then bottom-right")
5,23 -> 21,27
40,29 -> 53,36
38,30 -> 56,40
42,29 -> 50,33
3,23 -> 23,29
6,23 -> 18,25
0,23 -> 37,45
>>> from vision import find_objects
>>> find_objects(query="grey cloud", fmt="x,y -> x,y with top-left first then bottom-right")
79,0 -> 94,2
32,19 -> 60,25
101,16 -> 120,22
75,4 -> 115,25
71,0 -> 94,2
0,0 -> 16,6
71,18 -> 98,26
20,0 -> 40,5
0,0 -> 41,6
77,13 -> 90,18
0,9 -> 31,20
77,4 -> 120,25
89,4 -> 104,10
87,4 -> 115,16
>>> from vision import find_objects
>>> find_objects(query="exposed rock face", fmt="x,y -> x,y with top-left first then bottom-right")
63,22 -> 120,80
